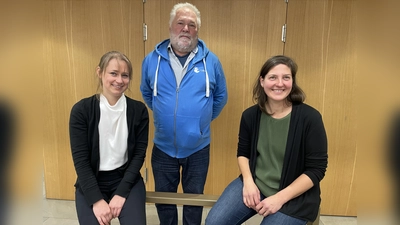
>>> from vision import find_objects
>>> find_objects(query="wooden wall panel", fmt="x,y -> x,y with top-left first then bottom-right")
42,0 -> 358,217
0,1 -> 43,201
43,0 -> 144,200
284,0 -> 357,216
357,1 -> 400,220
143,0 -> 286,194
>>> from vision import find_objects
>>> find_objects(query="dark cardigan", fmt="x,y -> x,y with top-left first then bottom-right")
237,103 -> 328,221
69,95 -> 149,206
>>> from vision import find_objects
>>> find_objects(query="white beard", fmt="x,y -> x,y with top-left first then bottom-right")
170,32 -> 198,53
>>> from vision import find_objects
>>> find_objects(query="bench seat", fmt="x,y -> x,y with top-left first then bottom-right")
145,191 -> 319,225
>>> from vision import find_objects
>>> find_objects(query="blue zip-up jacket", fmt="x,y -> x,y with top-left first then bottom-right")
141,39 -> 228,158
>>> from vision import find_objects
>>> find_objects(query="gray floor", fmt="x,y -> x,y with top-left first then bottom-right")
43,198 -> 357,225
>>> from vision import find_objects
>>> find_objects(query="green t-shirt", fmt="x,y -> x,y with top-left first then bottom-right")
255,112 -> 291,197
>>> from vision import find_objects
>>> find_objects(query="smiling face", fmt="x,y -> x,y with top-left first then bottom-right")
97,58 -> 130,104
169,7 -> 198,56
260,64 -> 293,104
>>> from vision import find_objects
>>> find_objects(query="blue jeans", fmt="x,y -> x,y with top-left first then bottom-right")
151,144 -> 210,225
205,178 -> 307,225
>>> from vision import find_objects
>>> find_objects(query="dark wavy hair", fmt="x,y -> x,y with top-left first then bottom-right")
252,55 -> 306,114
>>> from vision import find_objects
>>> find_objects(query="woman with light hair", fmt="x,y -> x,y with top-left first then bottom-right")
70,51 -> 149,225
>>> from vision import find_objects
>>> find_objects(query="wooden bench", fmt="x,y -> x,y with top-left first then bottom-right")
146,191 -> 219,207
145,191 -> 319,225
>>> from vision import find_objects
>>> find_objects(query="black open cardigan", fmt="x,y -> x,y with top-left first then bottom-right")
237,103 -> 328,222
69,95 -> 149,206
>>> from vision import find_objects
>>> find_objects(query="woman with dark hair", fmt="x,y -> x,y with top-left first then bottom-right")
69,51 -> 148,225
206,55 -> 328,225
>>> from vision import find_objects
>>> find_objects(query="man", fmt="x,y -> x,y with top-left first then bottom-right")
140,2 -> 228,225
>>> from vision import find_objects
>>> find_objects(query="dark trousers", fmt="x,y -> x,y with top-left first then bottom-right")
151,144 -> 210,225
75,169 -> 146,225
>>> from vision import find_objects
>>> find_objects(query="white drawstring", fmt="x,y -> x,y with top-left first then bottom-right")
153,55 -> 209,97
153,55 -> 161,96
203,58 -> 210,97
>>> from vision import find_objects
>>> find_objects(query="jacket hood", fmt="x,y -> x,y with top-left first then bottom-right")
152,38 -> 211,98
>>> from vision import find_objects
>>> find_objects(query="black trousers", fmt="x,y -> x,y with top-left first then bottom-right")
75,169 -> 146,225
